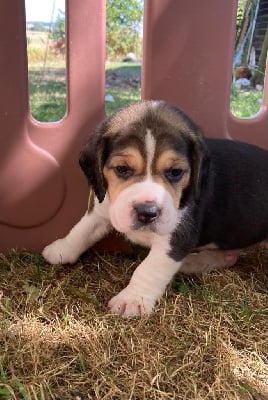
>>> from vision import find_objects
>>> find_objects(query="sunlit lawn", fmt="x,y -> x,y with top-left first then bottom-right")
28,60 -> 263,122
230,87 -> 263,118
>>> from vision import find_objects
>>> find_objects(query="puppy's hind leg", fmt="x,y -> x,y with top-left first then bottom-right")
260,240 -> 268,249
179,249 -> 240,274
42,198 -> 111,264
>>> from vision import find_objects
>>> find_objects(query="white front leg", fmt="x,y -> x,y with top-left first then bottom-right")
108,235 -> 182,317
42,198 -> 111,264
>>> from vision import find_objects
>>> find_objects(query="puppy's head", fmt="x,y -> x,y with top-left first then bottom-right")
79,101 -> 209,235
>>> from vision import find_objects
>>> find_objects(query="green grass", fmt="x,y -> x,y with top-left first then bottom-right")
105,87 -> 141,114
28,61 -> 142,122
105,61 -> 141,114
29,80 -> 67,122
230,86 -> 263,118
105,61 -> 141,78
28,60 -> 263,122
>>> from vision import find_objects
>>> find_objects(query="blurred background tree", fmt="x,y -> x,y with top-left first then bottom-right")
51,1 -> 143,60
51,9 -> 65,41
106,0 -> 143,59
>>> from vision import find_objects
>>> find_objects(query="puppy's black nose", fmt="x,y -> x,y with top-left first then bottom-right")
134,202 -> 160,224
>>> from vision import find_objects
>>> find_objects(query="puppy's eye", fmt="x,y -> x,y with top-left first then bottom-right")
164,168 -> 184,182
114,165 -> 133,179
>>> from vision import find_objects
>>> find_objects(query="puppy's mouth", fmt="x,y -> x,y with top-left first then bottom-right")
132,220 -> 158,232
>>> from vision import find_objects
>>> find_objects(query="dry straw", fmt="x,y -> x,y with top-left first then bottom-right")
0,247 -> 267,399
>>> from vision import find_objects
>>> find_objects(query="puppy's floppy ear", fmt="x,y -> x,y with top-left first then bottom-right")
189,130 -> 210,200
79,123 -> 109,203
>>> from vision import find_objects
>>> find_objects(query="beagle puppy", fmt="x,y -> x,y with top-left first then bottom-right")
42,101 -> 268,317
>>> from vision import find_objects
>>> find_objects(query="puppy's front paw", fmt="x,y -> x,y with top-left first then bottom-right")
42,239 -> 79,264
108,286 -> 155,317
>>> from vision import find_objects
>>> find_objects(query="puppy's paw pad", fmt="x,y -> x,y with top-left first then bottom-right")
42,239 -> 78,265
108,287 -> 154,317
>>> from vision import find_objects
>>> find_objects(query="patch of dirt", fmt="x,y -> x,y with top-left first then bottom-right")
106,70 -> 141,88
29,64 -> 142,88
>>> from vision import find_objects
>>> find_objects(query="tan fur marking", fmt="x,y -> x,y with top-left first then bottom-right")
155,150 -> 190,172
154,150 -> 191,208
104,148 -> 145,203
153,173 -> 190,209
104,144 -> 191,210
107,147 -> 144,172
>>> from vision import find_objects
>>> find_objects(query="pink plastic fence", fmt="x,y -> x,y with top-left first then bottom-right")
0,0 -> 267,254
